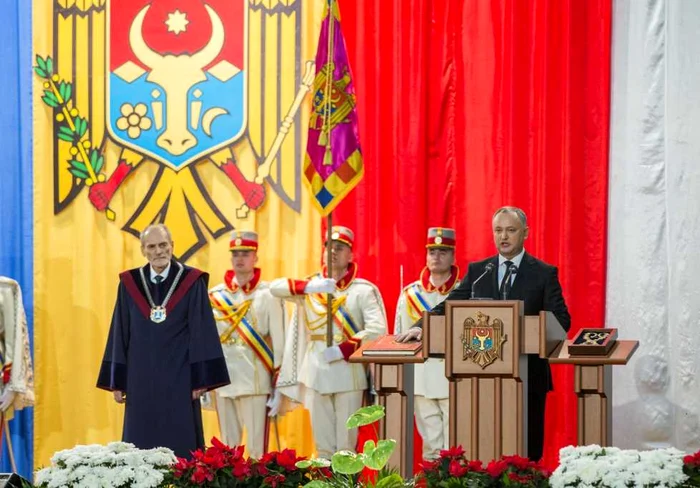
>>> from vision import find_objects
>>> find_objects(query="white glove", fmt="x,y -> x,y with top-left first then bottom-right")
322,346 -> 344,363
0,390 -> 15,412
267,389 -> 282,417
304,277 -> 336,294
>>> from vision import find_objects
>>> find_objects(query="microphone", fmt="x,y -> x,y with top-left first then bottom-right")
471,263 -> 496,299
501,264 -> 518,300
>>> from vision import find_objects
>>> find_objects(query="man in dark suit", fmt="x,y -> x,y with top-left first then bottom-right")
396,206 -> 570,461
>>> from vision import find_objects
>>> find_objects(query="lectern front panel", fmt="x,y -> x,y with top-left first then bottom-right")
446,303 -> 522,378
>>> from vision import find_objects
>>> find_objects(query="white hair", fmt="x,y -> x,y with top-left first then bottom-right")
140,224 -> 173,245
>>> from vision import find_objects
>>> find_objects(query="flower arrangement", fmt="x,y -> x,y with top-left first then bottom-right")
419,445 -> 549,488
550,445 -> 688,488
164,437 -> 331,488
33,441 -> 176,488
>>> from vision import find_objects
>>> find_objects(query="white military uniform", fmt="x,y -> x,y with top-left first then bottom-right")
209,268 -> 285,458
395,266 -> 459,460
270,261 -> 387,459
0,277 -> 34,418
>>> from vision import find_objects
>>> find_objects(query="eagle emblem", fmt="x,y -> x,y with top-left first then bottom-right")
461,311 -> 507,369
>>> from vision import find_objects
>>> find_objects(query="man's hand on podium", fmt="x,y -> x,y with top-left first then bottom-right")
395,327 -> 422,343
192,388 -> 207,400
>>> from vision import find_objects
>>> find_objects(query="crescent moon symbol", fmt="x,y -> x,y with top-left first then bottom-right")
201,108 -> 229,136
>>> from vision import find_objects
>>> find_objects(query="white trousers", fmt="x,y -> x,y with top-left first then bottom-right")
216,394 -> 268,459
414,396 -> 450,460
305,389 -> 364,459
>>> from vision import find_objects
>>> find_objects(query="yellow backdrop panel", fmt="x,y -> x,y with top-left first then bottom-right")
33,0 -> 324,469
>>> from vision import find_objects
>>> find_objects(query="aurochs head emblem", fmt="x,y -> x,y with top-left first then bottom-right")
107,0 -> 247,169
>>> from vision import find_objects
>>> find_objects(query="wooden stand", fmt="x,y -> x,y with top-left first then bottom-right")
350,343 -> 424,477
423,301 -> 566,462
549,340 -> 639,446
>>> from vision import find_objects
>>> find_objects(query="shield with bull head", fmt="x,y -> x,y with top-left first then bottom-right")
107,0 -> 246,170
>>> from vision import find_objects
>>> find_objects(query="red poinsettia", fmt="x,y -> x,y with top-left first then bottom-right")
684,450 -> 700,486
164,438 -> 330,488
419,447 -> 549,488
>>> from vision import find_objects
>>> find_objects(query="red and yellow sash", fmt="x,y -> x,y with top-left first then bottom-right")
209,289 -> 274,374
306,293 -> 360,341
405,266 -> 460,321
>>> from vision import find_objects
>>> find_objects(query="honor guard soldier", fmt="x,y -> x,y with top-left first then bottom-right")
209,231 -> 285,458
394,227 -> 460,460
270,226 -> 387,459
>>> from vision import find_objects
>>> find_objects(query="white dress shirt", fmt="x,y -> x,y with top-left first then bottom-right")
498,249 -> 525,289
149,263 -> 171,284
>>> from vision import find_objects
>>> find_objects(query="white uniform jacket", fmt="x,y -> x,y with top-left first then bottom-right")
394,266 -> 459,399
209,269 -> 285,398
270,263 -> 387,400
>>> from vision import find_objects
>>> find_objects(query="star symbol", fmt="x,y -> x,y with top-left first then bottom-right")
165,9 -> 189,35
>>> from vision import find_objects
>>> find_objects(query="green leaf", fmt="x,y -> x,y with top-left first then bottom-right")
330,450 -> 364,475
360,439 -> 396,471
57,132 -> 75,142
42,94 -> 58,108
94,154 -> 104,174
75,117 -> 87,137
70,159 -> 88,173
34,66 -> 47,78
36,55 -> 46,72
346,405 -> 385,429
376,473 -> 404,488
68,167 -> 89,180
59,126 -> 74,137
302,481 -> 333,488
46,57 -> 54,76
58,82 -> 67,101
64,83 -> 72,103
296,458 -> 331,469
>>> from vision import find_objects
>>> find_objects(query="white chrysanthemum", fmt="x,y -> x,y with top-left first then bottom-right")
46,469 -> 69,488
35,442 -> 177,488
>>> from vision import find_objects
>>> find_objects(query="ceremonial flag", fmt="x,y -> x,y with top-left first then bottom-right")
304,0 -> 363,215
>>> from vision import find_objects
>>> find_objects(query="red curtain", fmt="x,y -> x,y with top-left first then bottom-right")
335,0 -> 612,469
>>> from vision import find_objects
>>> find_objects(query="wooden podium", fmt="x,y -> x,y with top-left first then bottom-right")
353,300 -> 638,471
422,300 -> 567,462
350,342 -> 423,478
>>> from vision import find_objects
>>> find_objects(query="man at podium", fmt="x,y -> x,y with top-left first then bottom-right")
397,206 -> 570,461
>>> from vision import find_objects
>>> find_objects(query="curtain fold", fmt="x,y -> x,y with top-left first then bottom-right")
337,0 -> 611,466
608,0 -> 700,452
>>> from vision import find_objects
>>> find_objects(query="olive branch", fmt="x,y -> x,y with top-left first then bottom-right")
34,55 -> 106,185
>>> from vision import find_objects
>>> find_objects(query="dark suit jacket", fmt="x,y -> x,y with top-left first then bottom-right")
424,252 -> 571,393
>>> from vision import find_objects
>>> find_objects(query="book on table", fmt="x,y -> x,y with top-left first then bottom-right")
362,334 -> 423,356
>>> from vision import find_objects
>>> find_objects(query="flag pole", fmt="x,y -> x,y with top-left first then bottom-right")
326,213 -> 334,347
325,0 -> 336,348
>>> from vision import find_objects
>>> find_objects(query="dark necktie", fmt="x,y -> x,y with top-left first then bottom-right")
499,260 -> 514,298
154,275 -> 164,303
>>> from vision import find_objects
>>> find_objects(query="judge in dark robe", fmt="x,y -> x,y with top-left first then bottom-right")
97,224 -> 230,458
396,207 -> 570,461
